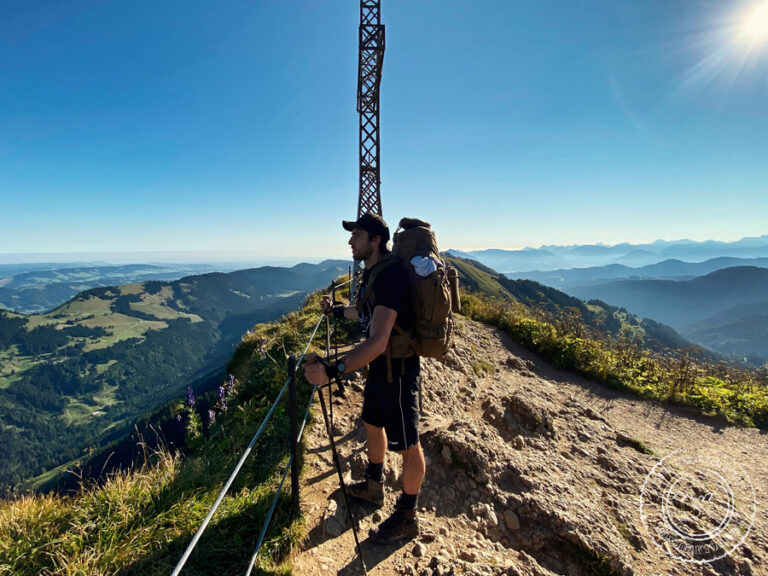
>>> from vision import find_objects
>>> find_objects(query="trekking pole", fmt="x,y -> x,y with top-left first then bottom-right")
418,375 -> 424,417
317,378 -> 368,575
332,280 -> 339,363
327,280 -> 346,399
325,311 -> 334,429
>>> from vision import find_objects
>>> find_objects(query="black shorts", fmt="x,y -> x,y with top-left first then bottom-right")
361,355 -> 421,452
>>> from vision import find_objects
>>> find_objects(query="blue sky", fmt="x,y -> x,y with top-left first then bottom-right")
1,0 -> 767,263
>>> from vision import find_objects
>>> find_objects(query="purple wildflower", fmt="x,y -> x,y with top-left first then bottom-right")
186,386 -> 195,408
227,373 -> 235,393
259,338 -> 268,359
208,410 -> 216,424
217,385 -> 227,412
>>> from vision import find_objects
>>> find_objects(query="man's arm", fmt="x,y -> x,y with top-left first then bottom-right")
304,303 -> 396,386
342,305 -> 358,320
335,264 -> 404,372
320,296 -> 358,320
339,305 -> 396,372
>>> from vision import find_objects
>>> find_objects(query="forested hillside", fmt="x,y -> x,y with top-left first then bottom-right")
566,266 -> 768,363
0,261 -> 348,491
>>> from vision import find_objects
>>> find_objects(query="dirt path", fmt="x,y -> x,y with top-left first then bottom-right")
291,318 -> 767,576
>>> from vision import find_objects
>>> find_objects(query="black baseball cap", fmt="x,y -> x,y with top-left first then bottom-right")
342,212 -> 390,244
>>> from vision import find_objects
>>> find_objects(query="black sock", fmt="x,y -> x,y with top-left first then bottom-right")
398,491 -> 418,510
367,461 -> 383,482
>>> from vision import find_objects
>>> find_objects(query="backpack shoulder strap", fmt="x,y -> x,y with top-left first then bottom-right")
354,256 -> 406,384
355,256 -> 399,312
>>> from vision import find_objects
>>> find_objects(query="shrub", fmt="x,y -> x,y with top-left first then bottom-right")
460,292 -> 768,429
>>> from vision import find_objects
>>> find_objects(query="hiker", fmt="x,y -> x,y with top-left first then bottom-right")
304,212 -> 424,544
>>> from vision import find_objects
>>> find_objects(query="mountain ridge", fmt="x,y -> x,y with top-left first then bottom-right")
567,266 -> 768,326
507,256 -> 768,289
0,261 -> 349,490
0,260 -> 351,315
446,234 -> 768,272
566,266 -> 768,363
446,256 -> 702,356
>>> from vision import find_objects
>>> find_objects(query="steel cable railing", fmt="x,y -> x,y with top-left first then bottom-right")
244,453 -> 295,576
244,380 -> 321,576
171,277 -> 352,575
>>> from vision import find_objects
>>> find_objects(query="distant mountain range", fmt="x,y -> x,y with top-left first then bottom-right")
446,234 -> 768,273
0,263 -> 251,314
566,266 -> 768,364
0,260 -> 349,489
684,301 -> 768,363
446,237 -> 768,366
506,257 -> 768,290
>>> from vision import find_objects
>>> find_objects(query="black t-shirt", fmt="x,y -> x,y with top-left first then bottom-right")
356,257 -> 415,378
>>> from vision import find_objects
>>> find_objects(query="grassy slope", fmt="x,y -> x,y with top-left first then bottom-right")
446,256 -> 767,427
0,289 -> 334,575
459,295 -> 768,429
0,433 -> 298,576
1,263 -> 347,490
2,291 -> 188,386
0,289 -> 190,406
446,257 -> 515,302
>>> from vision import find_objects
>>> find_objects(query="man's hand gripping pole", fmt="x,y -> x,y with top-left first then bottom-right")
304,354 -> 367,574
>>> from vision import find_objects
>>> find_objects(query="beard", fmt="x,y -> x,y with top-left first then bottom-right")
352,244 -> 374,262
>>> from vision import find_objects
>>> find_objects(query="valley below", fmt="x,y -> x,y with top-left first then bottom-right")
0,261 -> 349,490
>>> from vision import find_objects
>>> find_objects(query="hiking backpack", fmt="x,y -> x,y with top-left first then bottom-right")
356,217 -> 460,363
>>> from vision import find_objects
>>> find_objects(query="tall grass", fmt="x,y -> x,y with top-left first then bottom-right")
461,293 -> 768,428
0,428 -> 299,575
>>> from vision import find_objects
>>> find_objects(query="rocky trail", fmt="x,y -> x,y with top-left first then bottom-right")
290,318 -> 767,576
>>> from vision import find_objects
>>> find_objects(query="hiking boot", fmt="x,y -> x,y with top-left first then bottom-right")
347,477 -> 384,508
370,507 -> 419,544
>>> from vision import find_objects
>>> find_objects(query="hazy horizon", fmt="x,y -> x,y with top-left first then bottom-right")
2,232 -> 767,266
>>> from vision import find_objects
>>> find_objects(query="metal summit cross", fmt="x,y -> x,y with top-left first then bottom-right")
354,0 -> 386,292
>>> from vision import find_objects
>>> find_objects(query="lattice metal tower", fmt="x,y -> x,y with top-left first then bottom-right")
357,0 -> 385,218
353,1 -> 386,292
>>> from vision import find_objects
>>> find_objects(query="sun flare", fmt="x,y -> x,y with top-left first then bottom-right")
739,1 -> 768,45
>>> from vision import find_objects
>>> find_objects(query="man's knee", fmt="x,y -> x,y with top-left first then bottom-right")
364,422 -> 386,442
400,442 -> 424,462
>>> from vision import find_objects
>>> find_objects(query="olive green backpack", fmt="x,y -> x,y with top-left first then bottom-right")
356,217 -> 460,380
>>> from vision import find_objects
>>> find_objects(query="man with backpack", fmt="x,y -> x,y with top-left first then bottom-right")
304,212 -> 425,544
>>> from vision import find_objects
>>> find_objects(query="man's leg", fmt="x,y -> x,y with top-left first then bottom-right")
369,397 -> 424,545
364,421 -> 387,465
348,421 -> 387,507
401,442 -> 425,494
369,442 -> 423,544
